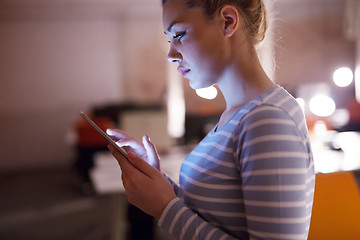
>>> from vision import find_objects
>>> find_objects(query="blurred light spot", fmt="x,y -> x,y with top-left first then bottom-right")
330,109 -> 350,129
313,120 -> 328,135
333,67 -> 353,87
195,85 -> 218,100
167,63 -> 185,138
309,95 -> 336,117
334,132 -> 360,171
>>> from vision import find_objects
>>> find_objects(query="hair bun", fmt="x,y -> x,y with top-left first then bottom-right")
246,0 -> 268,44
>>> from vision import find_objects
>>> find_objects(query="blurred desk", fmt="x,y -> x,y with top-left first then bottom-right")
89,153 -> 124,240
312,131 -> 360,173
90,147 -> 188,240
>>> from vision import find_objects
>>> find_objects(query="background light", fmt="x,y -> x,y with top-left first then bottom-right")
333,67 -> 353,87
309,95 -> 336,117
195,85 -> 218,100
295,98 -> 305,112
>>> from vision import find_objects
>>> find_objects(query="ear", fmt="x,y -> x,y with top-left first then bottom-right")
218,5 -> 240,38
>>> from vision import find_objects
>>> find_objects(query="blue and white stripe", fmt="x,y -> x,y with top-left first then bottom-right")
159,85 -> 315,240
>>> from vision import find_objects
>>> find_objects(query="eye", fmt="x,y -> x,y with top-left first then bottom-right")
173,30 -> 187,41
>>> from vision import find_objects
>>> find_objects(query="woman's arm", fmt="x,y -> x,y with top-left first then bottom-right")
238,105 -> 315,239
108,145 -> 176,219
109,145 -> 240,240
158,197 -> 240,240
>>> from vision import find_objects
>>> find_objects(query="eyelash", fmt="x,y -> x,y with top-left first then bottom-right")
169,30 -> 187,43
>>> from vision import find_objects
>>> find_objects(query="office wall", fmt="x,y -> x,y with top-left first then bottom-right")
0,0 -> 166,171
273,0 -> 355,93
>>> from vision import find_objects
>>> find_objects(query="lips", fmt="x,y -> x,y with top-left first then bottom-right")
177,67 -> 190,77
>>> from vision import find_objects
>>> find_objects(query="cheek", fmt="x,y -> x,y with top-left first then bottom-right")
186,43 -> 218,69
184,42 -> 204,63
199,36 -> 225,69
182,32 -> 225,72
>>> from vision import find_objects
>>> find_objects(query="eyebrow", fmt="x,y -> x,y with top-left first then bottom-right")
165,22 -> 178,34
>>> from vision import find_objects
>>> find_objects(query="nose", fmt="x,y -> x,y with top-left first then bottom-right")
167,44 -> 182,63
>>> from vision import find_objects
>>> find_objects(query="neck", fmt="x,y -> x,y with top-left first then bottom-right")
217,46 -> 274,111
215,42 -> 274,129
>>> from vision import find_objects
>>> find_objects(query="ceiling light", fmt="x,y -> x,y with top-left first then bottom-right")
309,95 -> 336,117
333,67 -> 353,87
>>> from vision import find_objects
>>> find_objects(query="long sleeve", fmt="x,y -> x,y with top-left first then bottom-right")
158,197 -> 240,240
160,173 -> 242,239
164,173 -> 181,196
237,104 -> 315,239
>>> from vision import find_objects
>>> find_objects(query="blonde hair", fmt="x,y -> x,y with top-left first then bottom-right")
162,0 -> 268,45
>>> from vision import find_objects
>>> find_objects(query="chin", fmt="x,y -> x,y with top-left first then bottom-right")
189,83 -> 202,90
192,83 -> 213,91
188,79 -> 211,90
187,79 -> 197,90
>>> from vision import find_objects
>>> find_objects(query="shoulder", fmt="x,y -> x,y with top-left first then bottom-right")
227,86 -> 308,141
235,104 -> 299,143
243,104 -> 293,124
239,86 -> 306,133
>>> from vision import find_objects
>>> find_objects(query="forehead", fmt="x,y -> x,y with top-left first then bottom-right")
163,0 -> 206,33
162,0 -> 187,31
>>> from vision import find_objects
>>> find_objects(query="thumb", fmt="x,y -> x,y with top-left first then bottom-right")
127,152 -> 158,178
142,135 -> 160,170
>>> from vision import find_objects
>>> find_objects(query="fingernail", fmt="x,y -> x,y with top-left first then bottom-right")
106,129 -> 113,135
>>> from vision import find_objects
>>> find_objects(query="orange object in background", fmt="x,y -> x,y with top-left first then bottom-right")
308,171 -> 360,240
76,114 -> 115,148
347,97 -> 360,124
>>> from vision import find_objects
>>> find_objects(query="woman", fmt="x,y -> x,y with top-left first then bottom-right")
107,0 -> 315,239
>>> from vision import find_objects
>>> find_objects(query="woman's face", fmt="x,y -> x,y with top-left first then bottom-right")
162,0 -> 228,89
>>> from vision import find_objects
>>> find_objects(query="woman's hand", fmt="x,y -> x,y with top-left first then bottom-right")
108,145 -> 176,219
106,129 -> 160,170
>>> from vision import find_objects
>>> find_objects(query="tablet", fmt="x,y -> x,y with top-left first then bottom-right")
80,111 -> 128,159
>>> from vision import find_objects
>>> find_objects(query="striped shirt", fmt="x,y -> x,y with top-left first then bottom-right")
159,85 -> 315,240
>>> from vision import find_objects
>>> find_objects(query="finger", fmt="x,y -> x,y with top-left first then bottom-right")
106,128 -> 130,140
115,138 -> 146,158
127,152 -> 159,178
143,135 -> 158,159
116,137 -> 141,148
108,144 -> 137,174
142,135 -> 160,169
